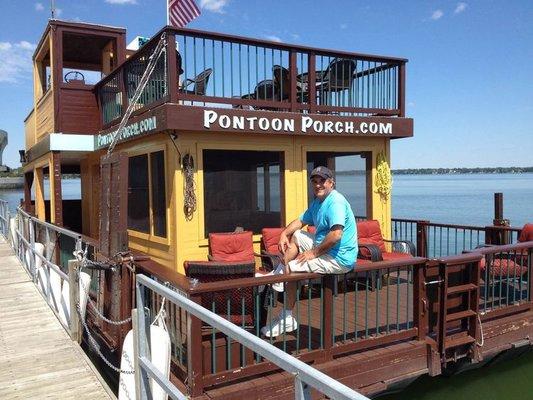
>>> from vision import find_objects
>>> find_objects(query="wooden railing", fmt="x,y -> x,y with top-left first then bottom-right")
131,244 -> 533,395
4,202 -> 533,396
95,27 -> 407,128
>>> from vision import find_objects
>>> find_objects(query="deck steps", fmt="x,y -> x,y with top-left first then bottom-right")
444,334 -> 476,350
447,283 -> 477,295
446,309 -> 477,322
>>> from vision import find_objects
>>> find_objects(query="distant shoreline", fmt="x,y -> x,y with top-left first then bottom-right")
333,167 -> 533,176
391,167 -> 533,175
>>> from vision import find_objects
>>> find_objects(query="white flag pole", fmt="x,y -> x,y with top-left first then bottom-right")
166,0 -> 170,25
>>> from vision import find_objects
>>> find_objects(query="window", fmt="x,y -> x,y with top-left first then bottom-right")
203,150 -> 283,235
127,151 -> 167,237
307,152 -> 369,218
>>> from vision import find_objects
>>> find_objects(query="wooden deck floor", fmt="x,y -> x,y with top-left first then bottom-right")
0,237 -> 114,400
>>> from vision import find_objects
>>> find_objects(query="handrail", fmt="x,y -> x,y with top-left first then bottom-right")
17,206 -> 83,241
135,273 -> 369,400
0,199 -> 9,238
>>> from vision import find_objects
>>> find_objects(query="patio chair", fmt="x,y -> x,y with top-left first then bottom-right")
474,223 -> 532,278
316,58 -> 356,106
272,65 -> 308,102
356,220 -> 415,261
356,220 -> 415,290
208,230 -> 277,270
180,68 -> 212,95
184,260 -> 256,326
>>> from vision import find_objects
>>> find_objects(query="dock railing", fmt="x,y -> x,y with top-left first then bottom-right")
95,27 -> 407,127
135,273 -> 369,400
0,199 -> 8,238
10,207 -> 101,342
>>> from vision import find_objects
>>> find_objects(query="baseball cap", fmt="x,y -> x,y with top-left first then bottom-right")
310,166 -> 334,180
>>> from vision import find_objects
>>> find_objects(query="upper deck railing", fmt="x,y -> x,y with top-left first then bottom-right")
95,27 -> 407,127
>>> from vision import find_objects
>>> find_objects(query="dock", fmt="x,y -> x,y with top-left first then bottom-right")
0,237 -> 114,400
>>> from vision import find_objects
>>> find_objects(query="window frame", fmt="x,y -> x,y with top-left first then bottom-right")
127,145 -> 169,245
302,145 -> 373,220
197,142 -> 288,244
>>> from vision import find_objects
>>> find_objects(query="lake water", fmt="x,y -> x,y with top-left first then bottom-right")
1,173 -> 532,398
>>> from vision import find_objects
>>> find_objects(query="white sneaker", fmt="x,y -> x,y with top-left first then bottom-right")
271,266 -> 285,292
261,314 -> 298,337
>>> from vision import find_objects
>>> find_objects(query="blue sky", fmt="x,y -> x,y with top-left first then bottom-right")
0,0 -> 532,169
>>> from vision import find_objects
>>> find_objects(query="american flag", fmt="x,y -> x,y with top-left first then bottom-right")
168,0 -> 201,28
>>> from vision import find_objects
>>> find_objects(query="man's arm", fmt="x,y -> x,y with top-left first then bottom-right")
295,225 -> 343,263
278,218 -> 306,254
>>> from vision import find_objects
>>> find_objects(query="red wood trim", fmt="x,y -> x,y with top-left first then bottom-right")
322,275 -> 334,361
313,105 -> 401,116
308,53 -> 316,113
52,26 -> 63,132
166,33 -> 178,103
51,151 -> 63,225
330,328 -> 418,357
413,264 -> 426,340
201,350 -> 322,387
188,295 -> 204,396
481,302 -> 532,322
165,27 -> 409,63
398,63 -> 406,117
289,51 -> 297,112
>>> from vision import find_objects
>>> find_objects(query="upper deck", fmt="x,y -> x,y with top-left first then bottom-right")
94,26 -> 412,143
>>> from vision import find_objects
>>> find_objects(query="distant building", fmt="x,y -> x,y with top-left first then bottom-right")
0,129 -> 7,172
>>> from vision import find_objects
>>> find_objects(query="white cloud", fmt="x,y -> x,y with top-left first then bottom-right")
431,9 -> 444,20
290,33 -> 300,41
55,8 -> 63,17
200,0 -> 228,14
264,35 -> 282,43
35,2 -> 44,11
105,0 -> 137,4
0,41 -> 37,83
454,2 -> 467,14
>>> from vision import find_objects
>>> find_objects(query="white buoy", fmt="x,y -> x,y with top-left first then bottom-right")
59,271 -> 91,326
119,321 -> 171,400
9,216 -> 17,249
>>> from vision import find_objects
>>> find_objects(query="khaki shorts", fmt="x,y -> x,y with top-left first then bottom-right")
288,230 -> 351,274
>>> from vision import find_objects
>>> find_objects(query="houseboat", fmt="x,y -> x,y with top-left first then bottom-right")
17,19 -> 533,399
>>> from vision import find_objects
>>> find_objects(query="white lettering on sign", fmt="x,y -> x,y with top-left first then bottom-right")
202,110 -> 394,136
96,116 -> 157,149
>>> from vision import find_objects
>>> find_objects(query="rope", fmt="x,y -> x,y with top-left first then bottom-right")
476,313 -> 484,347
183,154 -> 196,220
107,33 -> 167,155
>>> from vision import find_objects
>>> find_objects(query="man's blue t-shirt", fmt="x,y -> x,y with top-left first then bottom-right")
300,190 -> 358,268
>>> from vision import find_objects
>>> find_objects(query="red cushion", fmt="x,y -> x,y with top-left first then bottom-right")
381,252 -> 413,261
518,223 -> 533,242
209,231 -> 255,262
261,227 -> 284,254
356,220 -> 386,253
480,257 -> 528,276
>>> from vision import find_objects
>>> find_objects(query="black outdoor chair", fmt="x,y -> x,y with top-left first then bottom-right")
180,68 -> 213,95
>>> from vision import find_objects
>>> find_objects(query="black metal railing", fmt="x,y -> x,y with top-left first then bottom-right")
95,27 -> 407,127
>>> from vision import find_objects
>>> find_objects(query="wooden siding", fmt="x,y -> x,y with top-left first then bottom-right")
59,85 -> 100,134
35,90 -> 55,140
24,109 -> 36,150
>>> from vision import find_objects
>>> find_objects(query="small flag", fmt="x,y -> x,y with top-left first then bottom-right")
168,0 -> 201,28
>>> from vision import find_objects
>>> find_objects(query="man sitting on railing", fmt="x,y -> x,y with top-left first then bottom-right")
261,166 -> 358,337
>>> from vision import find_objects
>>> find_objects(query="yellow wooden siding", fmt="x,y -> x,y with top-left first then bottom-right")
24,110 -> 36,150
35,90 -> 54,140
169,132 -> 392,274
